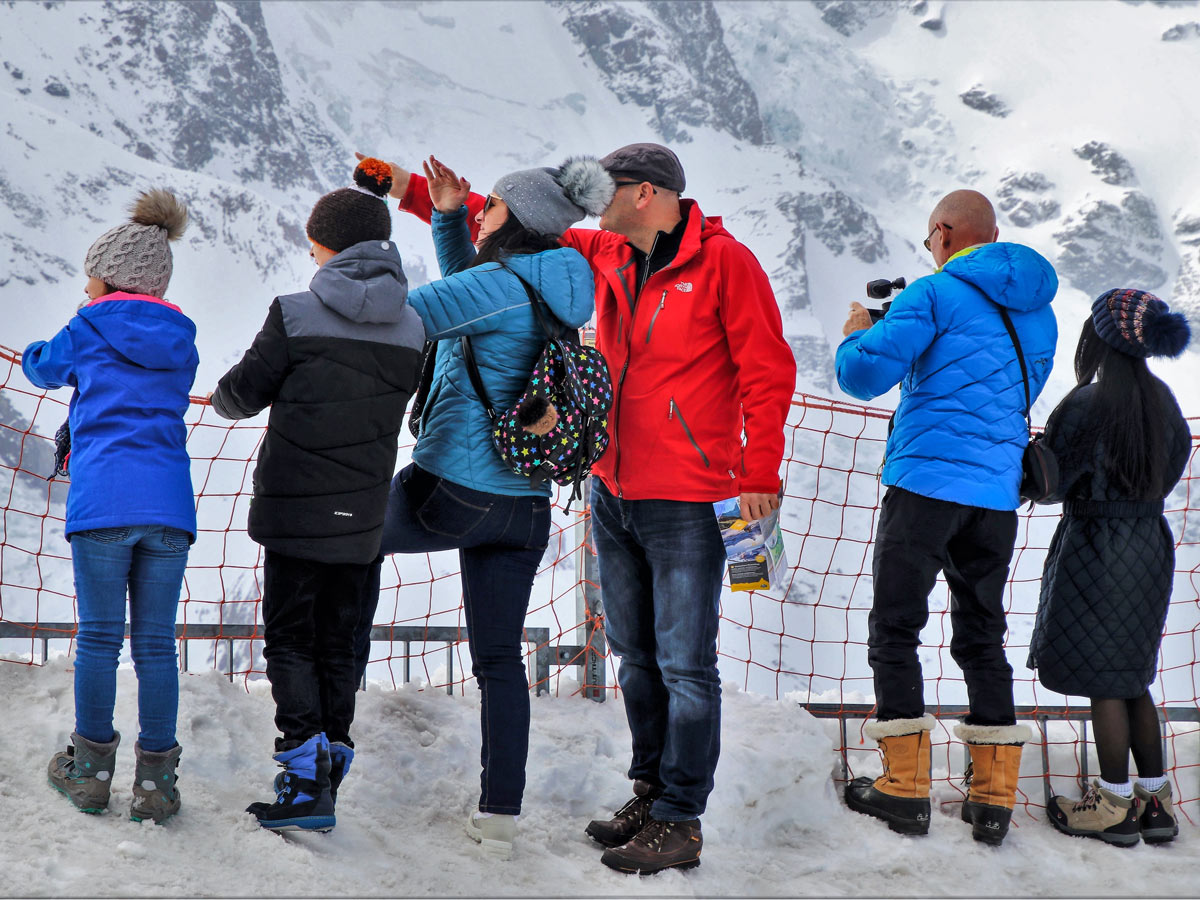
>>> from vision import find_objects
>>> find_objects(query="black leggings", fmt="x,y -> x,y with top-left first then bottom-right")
1091,691 -> 1163,783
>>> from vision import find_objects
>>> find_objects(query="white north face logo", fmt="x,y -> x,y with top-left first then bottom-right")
675,282 -> 693,292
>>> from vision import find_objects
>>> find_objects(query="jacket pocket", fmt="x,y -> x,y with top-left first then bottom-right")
669,398 -> 710,468
416,480 -> 494,538
644,291 -> 668,344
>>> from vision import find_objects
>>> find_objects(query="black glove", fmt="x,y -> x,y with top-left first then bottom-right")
48,419 -> 71,480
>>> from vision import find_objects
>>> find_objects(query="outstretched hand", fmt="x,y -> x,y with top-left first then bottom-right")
421,156 -> 471,215
354,151 -> 410,200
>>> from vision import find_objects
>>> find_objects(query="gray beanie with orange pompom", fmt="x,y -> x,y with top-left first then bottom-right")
85,189 -> 188,299
306,158 -> 394,254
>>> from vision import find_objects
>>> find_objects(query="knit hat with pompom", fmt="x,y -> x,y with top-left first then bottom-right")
493,156 -> 615,237
1091,288 -> 1192,359
306,158 -> 394,253
85,189 -> 188,298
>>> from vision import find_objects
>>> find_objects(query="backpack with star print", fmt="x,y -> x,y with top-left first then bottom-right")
460,265 -> 613,510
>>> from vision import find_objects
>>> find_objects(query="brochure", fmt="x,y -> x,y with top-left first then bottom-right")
713,495 -> 789,594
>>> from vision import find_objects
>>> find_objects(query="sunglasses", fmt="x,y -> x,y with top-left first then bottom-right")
923,222 -> 952,251
482,194 -> 503,215
612,180 -> 658,195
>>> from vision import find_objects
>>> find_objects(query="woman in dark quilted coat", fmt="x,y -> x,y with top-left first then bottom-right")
1030,288 -> 1192,847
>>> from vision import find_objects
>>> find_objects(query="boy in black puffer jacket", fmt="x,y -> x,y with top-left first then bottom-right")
211,159 -> 425,832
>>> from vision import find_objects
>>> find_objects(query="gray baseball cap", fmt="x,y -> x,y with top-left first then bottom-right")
599,142 -> 685,193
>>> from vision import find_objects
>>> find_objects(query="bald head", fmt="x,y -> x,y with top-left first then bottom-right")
927,191 -> 998,266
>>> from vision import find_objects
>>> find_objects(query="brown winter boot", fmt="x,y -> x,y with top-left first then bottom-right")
844,714 -> 935,835
600,818 -> 702,875
585,779 -> 662,848
955,723 -> 1032,845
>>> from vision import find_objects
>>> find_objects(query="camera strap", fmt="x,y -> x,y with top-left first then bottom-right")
996,306 -> 1033,437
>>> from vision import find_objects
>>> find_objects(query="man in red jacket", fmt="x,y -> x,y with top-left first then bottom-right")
376,144 -> 795,874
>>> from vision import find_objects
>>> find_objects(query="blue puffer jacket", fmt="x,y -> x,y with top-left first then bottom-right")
22,293 -> 199,538
409,206 -> 595,496
836,243 -> 1058,510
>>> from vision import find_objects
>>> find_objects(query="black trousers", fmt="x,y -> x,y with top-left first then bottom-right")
261,551 -> 372,749
868,487 -> 1019,725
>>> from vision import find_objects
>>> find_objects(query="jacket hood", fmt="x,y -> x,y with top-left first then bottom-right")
78,295 -> 198,371
498,246 -> 594,328
942,242 -> 1058,312
310,239 -> 410,324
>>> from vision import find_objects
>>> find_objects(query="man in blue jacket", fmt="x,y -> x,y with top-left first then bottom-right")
835,190 -> 1057,845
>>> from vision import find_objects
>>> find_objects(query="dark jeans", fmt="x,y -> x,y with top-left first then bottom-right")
261,552 -> 373,749
590,481 -> 726,822
71,525 -> 190,752
374,463 -> 550,815
869,487 -> 1019,725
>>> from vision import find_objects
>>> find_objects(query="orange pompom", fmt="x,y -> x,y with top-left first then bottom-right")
354,158 -> 393,196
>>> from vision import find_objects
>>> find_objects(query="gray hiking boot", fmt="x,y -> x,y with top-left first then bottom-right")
1134,780 -> 1178,844
48,731 -> 121,814
130,742 -> 182,824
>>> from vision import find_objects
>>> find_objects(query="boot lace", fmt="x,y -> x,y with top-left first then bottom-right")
961,761 -> 974,789
1072,784 -> 1100,812
614,792 -> 654,825
632,819 -> 672,850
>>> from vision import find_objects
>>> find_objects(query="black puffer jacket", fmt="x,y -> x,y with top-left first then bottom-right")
1028,382 -> 1192,698
212,241 -> 424,564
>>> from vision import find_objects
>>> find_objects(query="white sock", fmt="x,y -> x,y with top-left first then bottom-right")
474,811 -> 519,821
1137,775 -> 1167,793
1098,777 -> 1133,797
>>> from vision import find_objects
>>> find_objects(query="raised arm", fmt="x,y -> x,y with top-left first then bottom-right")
22,323 -> 78,390
355,151 -> 486,239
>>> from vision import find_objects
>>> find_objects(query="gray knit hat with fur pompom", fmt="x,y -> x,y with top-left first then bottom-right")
85,189 -> 188,298
494,156 -> 615,237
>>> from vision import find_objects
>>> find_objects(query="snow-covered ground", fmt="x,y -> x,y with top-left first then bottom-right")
3,659 -> 1196,898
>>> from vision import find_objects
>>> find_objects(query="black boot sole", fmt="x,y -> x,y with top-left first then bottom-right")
600,854 -> 701,875
844,781 -> 930,836
961,800 -> 1011,845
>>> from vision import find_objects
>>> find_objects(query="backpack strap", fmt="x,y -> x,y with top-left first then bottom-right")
996,305 -> 1033,435
459,333 -> 497,423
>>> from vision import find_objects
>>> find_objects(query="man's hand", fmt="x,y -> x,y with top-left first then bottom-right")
354,151 -> 410,200
842,301 -> 873,336
739,492 -> 780,522
421,155 -> 471,214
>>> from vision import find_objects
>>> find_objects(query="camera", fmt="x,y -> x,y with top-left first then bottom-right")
865,276 -> 906,323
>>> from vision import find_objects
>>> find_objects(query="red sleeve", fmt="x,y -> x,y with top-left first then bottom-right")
716,240 -> 796,494
398,172 -> 486,242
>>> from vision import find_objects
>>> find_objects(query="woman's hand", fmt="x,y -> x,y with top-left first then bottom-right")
354,151 -> 410,199
422,156 -> 471,215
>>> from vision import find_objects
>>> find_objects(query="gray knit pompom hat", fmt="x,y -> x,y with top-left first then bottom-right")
85,189 -> 188,299
494,156 -> 615,237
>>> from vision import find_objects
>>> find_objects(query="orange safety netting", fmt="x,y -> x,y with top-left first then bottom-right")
2,343 -> 1198,828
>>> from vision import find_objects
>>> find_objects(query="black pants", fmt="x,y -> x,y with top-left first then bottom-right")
262,551 -> 372,749
868,487 -> 1019,725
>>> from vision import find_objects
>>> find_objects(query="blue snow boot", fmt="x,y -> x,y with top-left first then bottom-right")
247,733 -> 336,832
275,740 -> 353,802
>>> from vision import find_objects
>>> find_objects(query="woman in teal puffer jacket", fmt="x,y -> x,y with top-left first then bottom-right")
374,154 -> 613,859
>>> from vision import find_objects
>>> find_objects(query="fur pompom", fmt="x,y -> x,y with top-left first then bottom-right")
517,396 -> 558,435
130,189 -> 188,241
1144,309 -> 1191,358
557,156 -> 615,217
354,158 -> 394,197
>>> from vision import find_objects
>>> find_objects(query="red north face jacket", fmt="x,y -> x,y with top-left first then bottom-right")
400,180 -> 795,502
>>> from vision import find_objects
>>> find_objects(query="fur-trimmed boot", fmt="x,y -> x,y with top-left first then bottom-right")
844,714 -> 935,835
1134,780 -> 1178,844
247,733 -> 336,832
130,742 -> 182,824
47,731 -> 121,814
955,723 -> 1032,845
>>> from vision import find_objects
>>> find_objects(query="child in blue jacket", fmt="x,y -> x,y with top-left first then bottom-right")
23,189 -> 197,824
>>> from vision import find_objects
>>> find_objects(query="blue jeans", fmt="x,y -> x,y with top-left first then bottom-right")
374,464 -> 550,815
70,525 -> 190,752
590,481 -> 725,821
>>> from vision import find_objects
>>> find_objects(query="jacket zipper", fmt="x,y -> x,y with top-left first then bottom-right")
669,398 -> 710,468
613,232 -> 663,497
645,291 -> 668,344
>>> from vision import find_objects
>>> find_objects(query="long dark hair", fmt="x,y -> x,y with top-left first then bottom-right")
1051,317 -> 1169,497
470,208 -> 560,268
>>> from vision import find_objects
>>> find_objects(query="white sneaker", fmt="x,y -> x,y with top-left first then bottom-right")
465,811 -> 517,860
